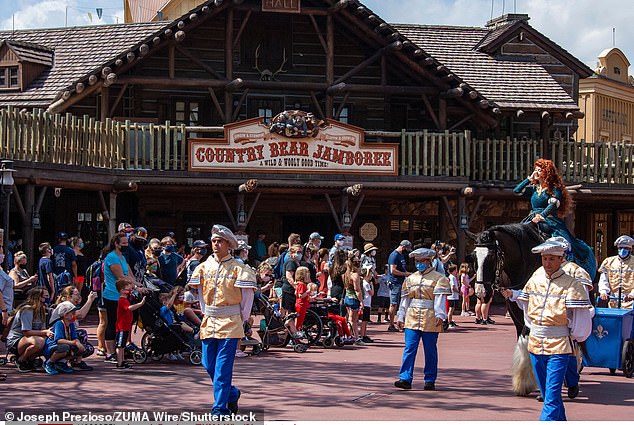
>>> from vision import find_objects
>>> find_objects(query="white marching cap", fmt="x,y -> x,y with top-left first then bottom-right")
531,238 -> 568,256
211,224 -> 239,250
409,247 -> 436,259
236,240 -> 251,251
614,235 -> 634,248
546,236 -> 570,252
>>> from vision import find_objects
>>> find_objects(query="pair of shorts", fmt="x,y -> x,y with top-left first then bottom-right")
96,291 -> 106,311
375,296 -> 390,309
389,284 -> 402,305
448,299 -> 460,308
116,331 -> 129,348
361,306 -> 371,322
478,286 -> 493,303
43,343 -> 70,359
281,291 -> 296,312
344,296 -> 360,311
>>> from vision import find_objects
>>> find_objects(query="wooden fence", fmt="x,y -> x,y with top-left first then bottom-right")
1,107 -> 633,184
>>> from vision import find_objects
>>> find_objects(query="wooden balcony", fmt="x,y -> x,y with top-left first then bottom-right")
1,106 -> 633,185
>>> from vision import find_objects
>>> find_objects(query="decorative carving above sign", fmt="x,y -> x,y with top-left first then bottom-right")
189,114 -> 397,175
270,110 -> 322,138
262,0 -> 301,14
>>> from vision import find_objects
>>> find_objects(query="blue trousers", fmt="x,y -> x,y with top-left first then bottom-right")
202,338 -> 240,415
399,329 -> 438,384
530,353 -> 568,421
564,354 -> 579,388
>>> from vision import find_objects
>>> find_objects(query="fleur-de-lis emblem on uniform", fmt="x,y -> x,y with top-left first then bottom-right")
593,324 -> 608,339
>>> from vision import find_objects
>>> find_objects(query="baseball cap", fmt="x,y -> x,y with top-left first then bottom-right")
134,227 -> 148,242
49,301 -> 78,324
310,232 -> 324,240
334,233 -> 345,241
236,240 -> 252,251
399,240 -> 412,250
118,222 -> 133,232
192,240 -> 208,248
56,231 -> 69,240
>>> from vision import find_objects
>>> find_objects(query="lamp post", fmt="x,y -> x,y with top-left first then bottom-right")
0,160 -> 16,270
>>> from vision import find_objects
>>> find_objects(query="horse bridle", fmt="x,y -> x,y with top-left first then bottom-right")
475,241 -> 505,292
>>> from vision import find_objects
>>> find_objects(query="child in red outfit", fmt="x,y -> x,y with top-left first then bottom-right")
294,266 -> 311,329
115,279 -> 145,370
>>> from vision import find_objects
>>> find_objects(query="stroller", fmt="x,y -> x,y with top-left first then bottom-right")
135,291 -> 202,365
309,299 -> 351,348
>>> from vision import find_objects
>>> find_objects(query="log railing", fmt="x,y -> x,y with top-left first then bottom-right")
1,107 -> 633,184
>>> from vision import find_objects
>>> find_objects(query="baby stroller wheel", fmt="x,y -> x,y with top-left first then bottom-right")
8,354 -> 17,364
0,358 -> 7,366
261,344 -> 270,352
189,349 -> 203,366
148,349 -> 163,362
293,343 -> 308,353
322,337 -> 335,348
133,349 -> 147,364
334,336 -> 345,347
251,344 -> 263,355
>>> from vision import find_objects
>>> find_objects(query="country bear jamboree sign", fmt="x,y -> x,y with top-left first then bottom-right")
189,116 -> 397,175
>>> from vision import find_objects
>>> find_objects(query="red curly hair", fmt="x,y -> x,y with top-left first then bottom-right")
534,159 -> 573,217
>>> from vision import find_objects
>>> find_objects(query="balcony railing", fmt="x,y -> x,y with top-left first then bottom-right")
1,106 -> 633,184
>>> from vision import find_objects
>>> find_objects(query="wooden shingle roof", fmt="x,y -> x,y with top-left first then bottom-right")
0,40 -> 54,67
0,22 -> 167,107
393,23 -> 581,111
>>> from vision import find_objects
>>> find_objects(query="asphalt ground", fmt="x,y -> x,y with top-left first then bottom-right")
1,305 -> 632,422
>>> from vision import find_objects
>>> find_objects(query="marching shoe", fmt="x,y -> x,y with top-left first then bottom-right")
423,382 -> 435,391
568,385 -> 579,399
228,390 -> 241,414
394,379 -> 412,390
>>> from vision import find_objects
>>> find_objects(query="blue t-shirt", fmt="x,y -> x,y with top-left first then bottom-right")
52,245 -> 76,276
38,257 -> 53,292
160,305 -> 174,326
158,253 -> 183,285
123,246 -> 147,284
103,251 -> 129,301
388,249 -> 407,286
44,320 -> 77,358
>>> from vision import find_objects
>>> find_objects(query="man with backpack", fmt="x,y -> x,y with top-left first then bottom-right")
52,232 -> 77,291
123,227 -> 148,285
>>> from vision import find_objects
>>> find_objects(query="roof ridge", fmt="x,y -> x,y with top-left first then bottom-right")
0,21 -> 167,36
392,23 -> 487,31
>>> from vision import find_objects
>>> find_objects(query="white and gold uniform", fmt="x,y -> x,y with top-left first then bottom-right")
598,255 -> 634,309
399,269 -> 452,332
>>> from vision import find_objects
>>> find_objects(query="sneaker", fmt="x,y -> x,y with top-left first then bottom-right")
387,325 -> 399,332
16,359 -> 34,373
72,361 -> 93,371
55,361 -> 75,373
235,349 -> 249,358
353,338 -> 366,346
394,379 -> 412,390
104,354 -> 117,363
361,336 -> 374,343
116,362 -> 133,371
228,389 -> 241,414
479,320 -> 488,325
95,348 -> 107,357
468,311 -> 476,316
460,311 -> 468,317
450,321 -> 458,327
475,318 -> 484,324
166,353 -> 178,361
43,361 -> 58,375
485,318 -> 496,325
424,382 -> 436,391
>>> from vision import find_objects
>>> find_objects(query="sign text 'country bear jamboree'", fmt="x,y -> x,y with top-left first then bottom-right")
189,111 -> 398,175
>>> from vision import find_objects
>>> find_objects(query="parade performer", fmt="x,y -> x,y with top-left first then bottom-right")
598,235 -> 634,310
502,238 -> 592,421
394,248 -> 451,391
188,225 -> 257,416
513,159 -> 596,280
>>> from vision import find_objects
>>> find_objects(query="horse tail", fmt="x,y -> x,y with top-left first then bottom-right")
511,334 -> 538,396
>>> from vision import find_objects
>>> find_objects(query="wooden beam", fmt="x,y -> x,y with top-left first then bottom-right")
108,83 -> 129,118
310,91 -> 326,121
421,93 -> 440,129
308,15 -> 328,54
208,87 -> 226,123
218,192 -> 238,229
108,192 -> 117,240
245,192 -> 261,226
439,98 -> 447,130
48,82 -> 103,114
335,92 -> 350,121
225,8 -> 234,122
11,184 -> 26,222
442,196 -> 458,234
350,193 -> 365,225
329,0 -> 351,13
100,86 -> 110,121
232,89 -> 249,122
326,14 -> 334,118
232,9 -> 252,49
175,44 -> 225,80
327,82 -> 437,95
117,76 -> 227,88
448,114 -> 473,131
468,195 -> 484,224
457,195 -> 466,263
324,194 -> 342,231
23,184 -> 34,271
169,44 -> 175,79
333,41 -> 402,85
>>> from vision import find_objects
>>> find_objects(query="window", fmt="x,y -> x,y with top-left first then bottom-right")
175,100 -> 200,138
333,106 -> 350,124
258,108 -> 273,124
0,66 -> 19,89
614,66 -> 621,75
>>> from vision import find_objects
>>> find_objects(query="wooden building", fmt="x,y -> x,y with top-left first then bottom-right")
0,0 -> 632,268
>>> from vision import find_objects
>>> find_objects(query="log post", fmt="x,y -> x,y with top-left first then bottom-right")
439,98 -> 447,130
326,13 -> 334,118
169,45 -> 175,79
23,184 -> 35,271
225,8 -> 234,122
108,192 -> 117,240
457,194 -> 466,263
100,86 -> 110,122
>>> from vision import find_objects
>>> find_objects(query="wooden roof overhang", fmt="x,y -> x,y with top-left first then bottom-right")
50,0 -> 501,129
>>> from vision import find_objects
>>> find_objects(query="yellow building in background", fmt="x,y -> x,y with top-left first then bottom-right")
124,0 -> 205,23
578,47 -> 634,142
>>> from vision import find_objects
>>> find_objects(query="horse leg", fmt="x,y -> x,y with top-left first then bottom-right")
512,334 -> 538,396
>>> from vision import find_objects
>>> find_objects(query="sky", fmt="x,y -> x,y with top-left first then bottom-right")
0,0 -> 632,71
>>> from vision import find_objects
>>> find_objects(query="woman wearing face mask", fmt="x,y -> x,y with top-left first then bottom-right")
158,236 -> 184,286
144,238 -> 162,277
514,158 -> 596,280
9,251 -> 39,297
394,248 -> 452,391
102,232 -> 134,362
280,244 -> 304,339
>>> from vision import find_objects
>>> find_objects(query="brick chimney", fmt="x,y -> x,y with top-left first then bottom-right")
485,13 -> 529,29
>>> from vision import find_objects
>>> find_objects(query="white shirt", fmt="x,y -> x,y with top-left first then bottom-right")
362,279 -> 373,307
448,274 -> 460,300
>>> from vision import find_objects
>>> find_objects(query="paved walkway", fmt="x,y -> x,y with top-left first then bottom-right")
2,307 -> 632,421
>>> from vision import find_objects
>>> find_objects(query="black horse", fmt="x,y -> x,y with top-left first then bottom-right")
472,222 -> 544,337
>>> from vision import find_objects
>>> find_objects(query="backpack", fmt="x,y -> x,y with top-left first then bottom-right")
273,255 -> 285,280
54,270 -> 73,294
86,260 -> 105,291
